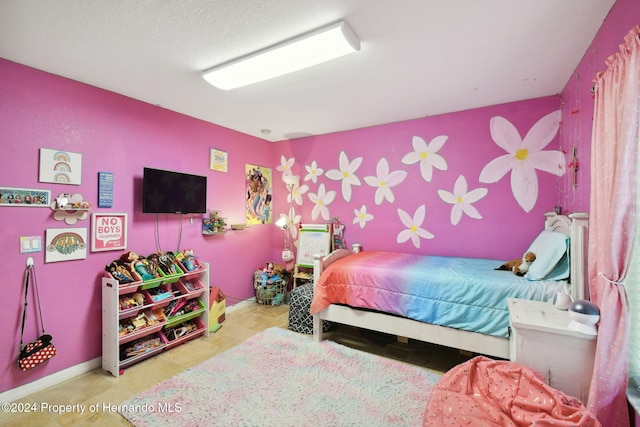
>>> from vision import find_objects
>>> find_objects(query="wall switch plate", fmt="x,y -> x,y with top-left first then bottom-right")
20,236 -> 42,253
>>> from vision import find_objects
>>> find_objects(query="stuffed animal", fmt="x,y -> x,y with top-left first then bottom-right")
261,262 -> 279,286
495,251 -> 536,276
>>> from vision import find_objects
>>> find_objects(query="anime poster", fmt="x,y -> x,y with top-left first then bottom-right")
245,164 -> 272,225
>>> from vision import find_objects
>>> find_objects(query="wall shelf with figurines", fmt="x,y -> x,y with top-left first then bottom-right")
202,210 -> 227,235
50,192 -> 91,224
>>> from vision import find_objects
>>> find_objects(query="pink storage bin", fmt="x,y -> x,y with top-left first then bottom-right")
118,309 -> 167,344
140,289 -> 173,309
176,278 -> 205,299
180,259 -> 206,280
160,317 -> 206,349
119,332 -> 165,369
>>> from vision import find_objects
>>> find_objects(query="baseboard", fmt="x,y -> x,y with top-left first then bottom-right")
0,357 -> 101,403
1,297 -> 261,402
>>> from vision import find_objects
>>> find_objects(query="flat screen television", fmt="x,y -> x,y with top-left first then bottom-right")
142,167 -> 207,214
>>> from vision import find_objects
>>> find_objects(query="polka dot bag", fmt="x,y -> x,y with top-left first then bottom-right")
18,261 -> 57,372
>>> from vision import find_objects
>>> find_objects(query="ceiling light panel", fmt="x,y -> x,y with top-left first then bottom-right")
203,21 -> 360,90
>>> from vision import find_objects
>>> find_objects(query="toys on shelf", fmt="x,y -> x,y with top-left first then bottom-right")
164,320 -> 199,341
105,250 -> 195,287
122,336 -> 162,359
103,258 -> 210,377
50,192 -> 91,225
203,210 -> 227,235
163,298 -> 200,319
119,292 -> 146,311
106,260 -> 135,284
118,309 -> 165,337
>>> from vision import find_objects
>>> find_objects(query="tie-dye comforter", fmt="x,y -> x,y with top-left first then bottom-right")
309,251 -> 567,337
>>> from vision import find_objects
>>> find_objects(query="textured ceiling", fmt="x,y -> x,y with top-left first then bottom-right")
0,0 -> 615,141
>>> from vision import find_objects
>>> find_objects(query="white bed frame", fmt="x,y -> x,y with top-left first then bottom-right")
312,212 -> 589,359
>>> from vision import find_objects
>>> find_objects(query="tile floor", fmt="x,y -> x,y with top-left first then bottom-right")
0,302 -> 472,426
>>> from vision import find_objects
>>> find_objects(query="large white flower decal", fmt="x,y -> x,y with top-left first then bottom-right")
325,151 -> 362,202
364,158 -> 407,205
304,161 -> 324,184
438,175 -> 488,225
308,183 -> 336,221
353,204 -> 374,228
277,155 -> 295,176
401,136 -> 448,182
479,110 -> 565,212
289,183 -> 309,206
397,205 -> 434,248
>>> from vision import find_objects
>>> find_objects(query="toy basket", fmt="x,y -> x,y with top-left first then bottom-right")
253,270 -> 286,306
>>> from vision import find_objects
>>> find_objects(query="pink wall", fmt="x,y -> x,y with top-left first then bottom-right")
280,96 -> 565,261
559,0 -> 640,214
3,0 -> 635,397
0,59 -> 277,392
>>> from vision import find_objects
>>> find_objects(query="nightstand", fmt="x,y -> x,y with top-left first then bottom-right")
508,298 -> 597,403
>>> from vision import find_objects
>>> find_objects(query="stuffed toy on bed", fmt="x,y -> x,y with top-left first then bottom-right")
495,251 -> 536,276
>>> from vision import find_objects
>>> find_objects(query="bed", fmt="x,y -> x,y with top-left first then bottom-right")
310,212 -> 589,359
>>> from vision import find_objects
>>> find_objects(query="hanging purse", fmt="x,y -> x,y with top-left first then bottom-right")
18,262 -> 57,372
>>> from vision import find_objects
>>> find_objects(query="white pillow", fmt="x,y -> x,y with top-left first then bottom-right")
525,230 -> 570,281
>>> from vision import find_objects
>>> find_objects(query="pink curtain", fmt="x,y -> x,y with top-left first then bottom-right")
588,25 -> 640,426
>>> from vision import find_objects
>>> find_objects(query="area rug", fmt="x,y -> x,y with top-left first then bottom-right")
119,327 -> 441,427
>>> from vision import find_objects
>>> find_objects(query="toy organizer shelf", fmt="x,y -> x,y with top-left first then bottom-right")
102,261 -> 210,377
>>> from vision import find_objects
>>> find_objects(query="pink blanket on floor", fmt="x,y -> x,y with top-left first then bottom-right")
423,356 -> 600,427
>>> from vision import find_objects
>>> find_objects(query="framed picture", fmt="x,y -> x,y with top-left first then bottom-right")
98,171 -> 114,208
0,187 -> 51,207
39,148 -> 83,185
91,213 -> 128,252
245,164 -> 272,225
210,148 -> 228,172
45,227 -> 87,263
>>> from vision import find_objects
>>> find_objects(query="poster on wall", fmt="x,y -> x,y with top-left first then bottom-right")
245,164 -> 272,225
45,227 -> 87,262
210,148 -> 228,172
98,172 -> 114,208
91,213 -> 128,252
0,187 -> 51,206
39,148 -> 83,185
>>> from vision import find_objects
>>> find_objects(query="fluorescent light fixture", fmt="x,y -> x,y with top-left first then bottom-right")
202,21 -> 360,90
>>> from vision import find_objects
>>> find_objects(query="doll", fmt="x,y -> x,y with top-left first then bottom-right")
260,262 -> 281,287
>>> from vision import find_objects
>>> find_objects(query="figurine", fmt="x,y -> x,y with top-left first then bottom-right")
260,262 -> 281,287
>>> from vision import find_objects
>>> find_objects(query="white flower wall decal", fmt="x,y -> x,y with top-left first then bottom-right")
277,155 -> 295,176
289,183 -> 309,206
285,206 -> 301,239
325,151 -> 362,202
401,135 -> 448,182
308,183 -> 336,221
364,158 -> 407,205
397,205 -> 434,248
437,175 -> 488,225
479,110 -> 565,212
304,161 -> 324,183
353,204 -> 374,228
